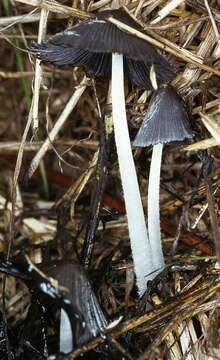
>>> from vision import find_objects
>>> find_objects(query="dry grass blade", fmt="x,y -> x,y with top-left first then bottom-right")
172,21 -> 216,90
108,14 -> 220,76
0,71 -> 34,78
109,16 -> 202,64
64,269 -> 220,358
152,295 -> 182,360
200,112 -> 220,145
31,8 -> 49,130
151,0 -> 185,24
8,104 -> 34,252
27,76 -> 88,179
15,0 -> 91,19
205,182 -> 220,264
0,139 -> 98,152
0,11 -> 40,26
55,149 -> 99,218
204,0 -> 220,43
183,138 -> 219,151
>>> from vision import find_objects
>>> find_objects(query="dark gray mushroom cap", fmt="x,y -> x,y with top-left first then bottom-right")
133,84 -> 193,147
40,260 -> 107,346
28,8 -> 176,90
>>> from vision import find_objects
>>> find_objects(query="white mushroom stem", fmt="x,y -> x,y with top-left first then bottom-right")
148,143 -> 165,273
112,53 -> 153,296
60,309 -> 73,354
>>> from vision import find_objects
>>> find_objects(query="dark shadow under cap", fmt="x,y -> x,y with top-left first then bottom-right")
29,8 -> 177,90
133,84 -> 194,146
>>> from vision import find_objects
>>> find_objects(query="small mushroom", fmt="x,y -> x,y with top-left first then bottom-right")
39,260 -> 108,354
29,8 -> 176,296
0,256 -> 108,355
133,84 -> 193,280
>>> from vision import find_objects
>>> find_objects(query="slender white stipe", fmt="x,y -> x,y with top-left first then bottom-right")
60,309 -> 73,354
112,53 -> 153,296
148,143 -> 165,273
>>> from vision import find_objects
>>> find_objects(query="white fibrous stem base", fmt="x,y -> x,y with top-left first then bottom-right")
112,53 -> 153,296
60,308 -> 73,354
148,143 -> 165,276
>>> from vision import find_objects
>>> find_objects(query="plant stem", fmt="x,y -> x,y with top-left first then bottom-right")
112,53 -> 152,296
3,0 -> 49,198
148,143 -> 165,273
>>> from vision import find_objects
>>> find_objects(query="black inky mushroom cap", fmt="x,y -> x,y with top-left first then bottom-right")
40,260 -> 107,345
133,84 -> 193,146
28,8 -> 177,90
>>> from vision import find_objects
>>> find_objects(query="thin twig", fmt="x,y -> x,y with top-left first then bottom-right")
204,0 -> 220,41
151,0 -> 185,25
108,13 -> 220,76
64,274 -> 220,358
15,0 -> 91,19
0,8 -> 39,27
27,76 -> 89,179
32,8 -> 49,130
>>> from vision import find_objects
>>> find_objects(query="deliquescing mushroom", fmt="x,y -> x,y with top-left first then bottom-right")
0,255 -> 108,355
40,260 -> 108,354
133,83 -> 193,281
29,8 -> 176,296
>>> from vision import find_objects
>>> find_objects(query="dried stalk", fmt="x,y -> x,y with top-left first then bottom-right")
28,76 -> 89,179
15,0 -> 90,19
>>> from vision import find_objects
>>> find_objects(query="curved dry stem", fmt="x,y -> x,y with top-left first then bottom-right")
28,76 -> 88,179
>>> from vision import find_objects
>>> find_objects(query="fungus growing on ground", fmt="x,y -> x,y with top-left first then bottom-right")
29,8 -> 176,296
40,260 -> 108,354
0,256 -> 107,355
133,84 -> 193,281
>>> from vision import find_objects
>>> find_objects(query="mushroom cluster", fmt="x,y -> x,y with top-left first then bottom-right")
29,8 -> 176,296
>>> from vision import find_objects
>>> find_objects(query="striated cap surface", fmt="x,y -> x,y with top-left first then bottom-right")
28,8 -> 176,90
133,84 -> 193,146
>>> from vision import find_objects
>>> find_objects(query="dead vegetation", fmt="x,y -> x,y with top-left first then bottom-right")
0,0 -> 220,359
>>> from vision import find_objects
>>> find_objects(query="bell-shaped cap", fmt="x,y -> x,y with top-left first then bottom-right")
40,260 -> 108,346
133,84 -> 193,146
28,8 -> 176,90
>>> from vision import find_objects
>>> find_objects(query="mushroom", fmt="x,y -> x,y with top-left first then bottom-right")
39,260 -> 108,354
133,84 -> 193,281
29,8 -> 176,296
0,256 -> 107,355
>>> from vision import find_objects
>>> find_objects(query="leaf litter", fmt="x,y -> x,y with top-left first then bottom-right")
0,0 -> 220,359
